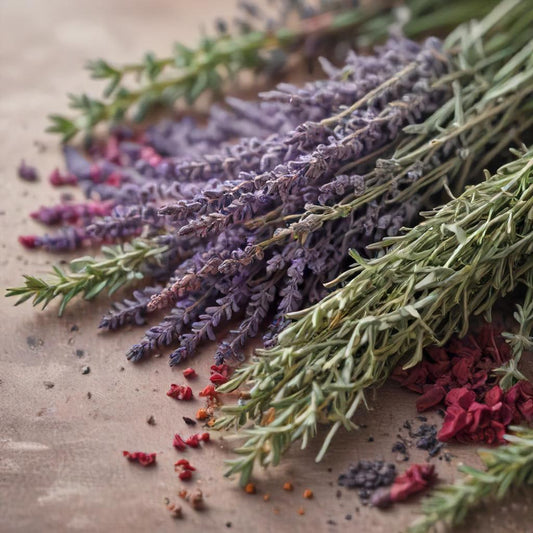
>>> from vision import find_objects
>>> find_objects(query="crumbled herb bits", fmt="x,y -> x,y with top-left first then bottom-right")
338,460 -> 397,504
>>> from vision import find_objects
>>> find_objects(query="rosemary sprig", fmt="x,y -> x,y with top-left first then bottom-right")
49,0 -> 499,141
5,239 -> 168,316
214,147 -> 533,485
409,426 -> 533,533
494,270 -> 533,389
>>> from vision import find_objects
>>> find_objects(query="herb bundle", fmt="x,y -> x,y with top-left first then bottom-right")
50,0 -> 500,141
216,146 -> 533,483
8,36 -> 452,363
8,1 -> 533,375
409,426 -> 533,533
6,1 -> 533,509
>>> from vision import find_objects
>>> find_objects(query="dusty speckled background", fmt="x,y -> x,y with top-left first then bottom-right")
0,1 -> 532,532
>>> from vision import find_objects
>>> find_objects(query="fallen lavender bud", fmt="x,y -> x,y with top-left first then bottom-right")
18,160 -> 39,182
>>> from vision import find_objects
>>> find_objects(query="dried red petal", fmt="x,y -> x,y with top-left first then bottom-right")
498,402 -> 514,426
389,464 -> 435,502
469,370 -> 488,390
209,372 -> 228,385
451,358 -> 470,385
484,421 -> 506,444
447,335 -> 481,361
199,385 -> 217,398
515,380 -> 533,399
123,451 -> 156,466
484,385 -> 503,407
183,368 -> 197,379
210,363 -> 231,381
416,385 -> 446,412
49,168 -> 78,186
466,402 -> 490,432
185,435 -> 200,448
167,384 -> 194,401
425,346 -> 449,362
438,405 -> 469,442
445,387 -> 476,409
392,364 -> 428,393
106,172 -> 122,187
199,432 -> 210,443
175,459 -> 195,471
173,434 -> 187,451
18,235 -> 38,249
178,470 -> 193,481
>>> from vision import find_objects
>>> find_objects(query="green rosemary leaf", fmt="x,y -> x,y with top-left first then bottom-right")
58,288 -> 78,316
46,114 -> 78,143
493,269 -> 533,389
5,239 -> 168,315
84,280 -> 108,300
12,292 -> 33,306
409,426 -> 533,532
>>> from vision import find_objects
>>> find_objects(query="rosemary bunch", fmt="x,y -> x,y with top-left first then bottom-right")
6,239 -> 168,316
409,426 -> 533,533
215,147 -> 533,484
49,0 -> 499,141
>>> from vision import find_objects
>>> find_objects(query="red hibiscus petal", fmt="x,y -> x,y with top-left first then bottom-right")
438,407 -> 469,442
518,399 -> 533,422
467,402 -> 491,431
416,386 -> 446,412
445,387 -> 476,409
389,464 -> 435,502
484,385 -> 503,407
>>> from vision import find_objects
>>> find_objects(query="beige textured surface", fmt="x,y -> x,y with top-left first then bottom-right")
0,2 -> 532,532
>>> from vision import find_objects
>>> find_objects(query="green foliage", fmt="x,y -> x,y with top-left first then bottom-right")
6,240 -> 168,316
409,426 -> 533,533
214,145 -> 533,485
494,271 -> 533,389
48,0 -> 500,141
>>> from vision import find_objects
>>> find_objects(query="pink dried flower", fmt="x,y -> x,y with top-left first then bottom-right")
167,384 -> 193,401
173,434 -> 187,451
49,168 -> 77,186
123,450 -> 156,466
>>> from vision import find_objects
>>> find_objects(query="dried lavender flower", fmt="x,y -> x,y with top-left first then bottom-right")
18,160 -> 39,182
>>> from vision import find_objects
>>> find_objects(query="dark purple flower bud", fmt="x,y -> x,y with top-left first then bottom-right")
18,160 -> 39,182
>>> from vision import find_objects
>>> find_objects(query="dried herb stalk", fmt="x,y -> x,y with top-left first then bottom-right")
215,147 -> 533,484
49,0 -> 500,141
494,270 -> 533,389
6,239 -> 168,315
409,426 -> 533,533
7,0 -> 533,368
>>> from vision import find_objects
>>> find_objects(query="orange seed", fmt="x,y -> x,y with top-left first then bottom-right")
244,483 -> 256,494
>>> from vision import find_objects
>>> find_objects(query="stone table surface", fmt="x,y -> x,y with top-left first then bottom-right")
0,1 -> 531,532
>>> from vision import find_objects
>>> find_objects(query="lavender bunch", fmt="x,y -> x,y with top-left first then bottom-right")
9,34 -> 450,365
117,37 -> 450,366
8,1 -> 532,373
